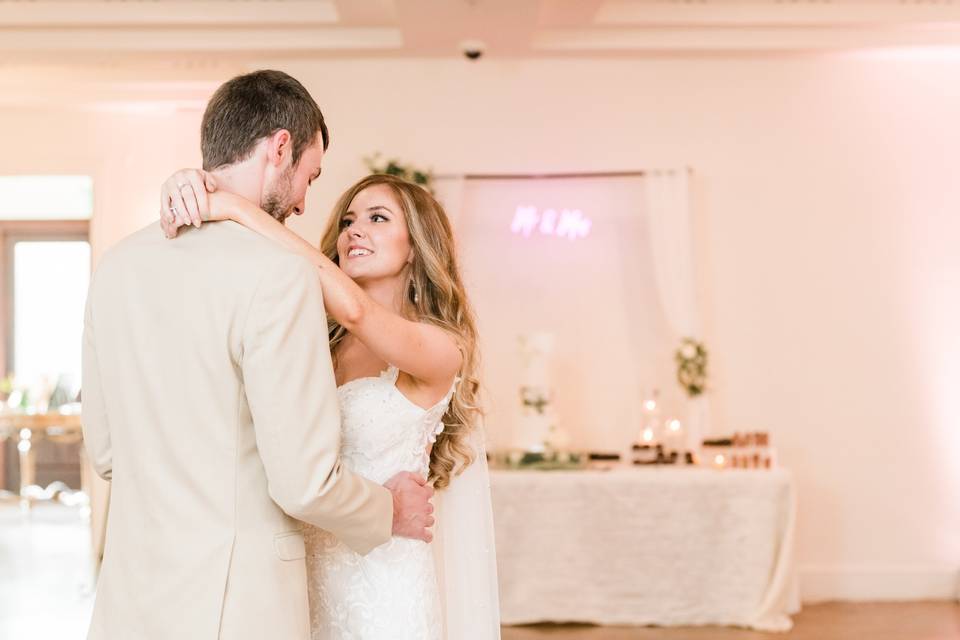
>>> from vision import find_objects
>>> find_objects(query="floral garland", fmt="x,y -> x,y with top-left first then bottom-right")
364,153 -> 434,192
675,337 -> 708,397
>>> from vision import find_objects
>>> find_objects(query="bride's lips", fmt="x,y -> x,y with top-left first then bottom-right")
345,245 -> 374,259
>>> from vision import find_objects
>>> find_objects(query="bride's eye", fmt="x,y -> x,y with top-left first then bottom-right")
371,213 -> 388,223
339,217 -> 353,229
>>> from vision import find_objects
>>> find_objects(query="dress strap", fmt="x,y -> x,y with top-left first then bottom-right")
418,375 -> 461,450
424,376 -> 460,421
382,364 -> 401,384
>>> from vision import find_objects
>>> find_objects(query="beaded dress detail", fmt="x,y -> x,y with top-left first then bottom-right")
305,365 -> 456,640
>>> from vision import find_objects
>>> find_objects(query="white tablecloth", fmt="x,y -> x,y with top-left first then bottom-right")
490,467 -> 799,631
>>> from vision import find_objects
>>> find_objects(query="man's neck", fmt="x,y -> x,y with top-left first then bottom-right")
208,162 -> 263,204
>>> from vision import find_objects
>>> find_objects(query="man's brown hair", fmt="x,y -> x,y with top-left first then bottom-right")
200,70 -> 329,171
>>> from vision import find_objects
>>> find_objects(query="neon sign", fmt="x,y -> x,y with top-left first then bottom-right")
511,206 -> 592,240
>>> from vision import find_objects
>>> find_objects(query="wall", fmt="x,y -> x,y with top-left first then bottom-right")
2,52 -> 958,601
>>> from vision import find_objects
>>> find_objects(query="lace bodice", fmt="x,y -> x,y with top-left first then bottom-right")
305,365 -> 456,640
336,364 -> 453,483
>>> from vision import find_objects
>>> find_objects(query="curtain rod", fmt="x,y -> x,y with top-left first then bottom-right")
432,168 -> 689,181
432,171 -> 645,181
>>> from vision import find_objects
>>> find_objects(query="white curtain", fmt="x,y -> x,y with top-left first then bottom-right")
435,171 -> 706,447
442,175 -> 667,450
643,168 -> 711,443
432,175 -> 466,228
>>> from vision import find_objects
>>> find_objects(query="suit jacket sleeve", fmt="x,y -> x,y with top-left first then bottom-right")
81,281 -> 113,481
242,252 -> 393,555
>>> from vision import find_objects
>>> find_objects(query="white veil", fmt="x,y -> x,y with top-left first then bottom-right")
433,427 -> 501,639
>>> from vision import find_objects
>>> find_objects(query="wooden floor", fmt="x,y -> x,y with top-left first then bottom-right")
1,503 -> 957,640
502,601 -> 960,640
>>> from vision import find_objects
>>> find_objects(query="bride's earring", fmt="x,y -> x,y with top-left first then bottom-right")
410,279 -> 420,305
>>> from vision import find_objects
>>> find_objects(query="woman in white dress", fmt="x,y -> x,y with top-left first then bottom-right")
161,171 -> 500,639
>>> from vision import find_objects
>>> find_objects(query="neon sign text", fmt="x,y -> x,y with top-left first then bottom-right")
511,206 -> 592,240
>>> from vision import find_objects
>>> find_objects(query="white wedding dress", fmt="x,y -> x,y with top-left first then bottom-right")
304,364 -> 500,639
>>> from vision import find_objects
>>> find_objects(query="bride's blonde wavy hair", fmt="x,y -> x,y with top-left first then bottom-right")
319,174 -> 482,490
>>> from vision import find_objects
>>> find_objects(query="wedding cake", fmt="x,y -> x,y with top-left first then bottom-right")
516,332 -> 568,452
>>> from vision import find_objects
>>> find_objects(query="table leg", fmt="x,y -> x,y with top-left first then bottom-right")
17,428 -> 35,512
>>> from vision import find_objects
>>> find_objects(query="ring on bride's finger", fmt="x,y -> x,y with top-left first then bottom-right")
168,206 -> 178,215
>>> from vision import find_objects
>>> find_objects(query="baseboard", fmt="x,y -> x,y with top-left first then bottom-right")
799,566 -> 960,603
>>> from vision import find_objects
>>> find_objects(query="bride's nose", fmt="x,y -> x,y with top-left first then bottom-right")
349,226 -> 366,239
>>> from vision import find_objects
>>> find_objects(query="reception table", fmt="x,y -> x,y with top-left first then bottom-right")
0,410 -> 84,507
490,467 -> 799,631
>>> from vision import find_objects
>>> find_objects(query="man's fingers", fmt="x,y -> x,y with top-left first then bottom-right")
389,471 -> 439,544
383,472 -> 400,491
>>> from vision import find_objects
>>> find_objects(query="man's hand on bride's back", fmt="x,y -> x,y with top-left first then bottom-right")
159,168 -> 220,238
384,471 -> 436,543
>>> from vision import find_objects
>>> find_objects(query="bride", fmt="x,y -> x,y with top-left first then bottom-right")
161,171 -> 500,639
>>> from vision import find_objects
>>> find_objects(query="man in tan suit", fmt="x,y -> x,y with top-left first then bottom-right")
81,70 -> 434,639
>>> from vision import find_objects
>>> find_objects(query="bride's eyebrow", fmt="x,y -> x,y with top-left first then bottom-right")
368,206 -> 393,215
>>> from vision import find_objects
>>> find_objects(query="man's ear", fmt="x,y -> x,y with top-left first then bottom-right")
267,129 -> 292,167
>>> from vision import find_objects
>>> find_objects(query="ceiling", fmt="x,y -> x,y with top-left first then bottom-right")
1,0 -> 960,61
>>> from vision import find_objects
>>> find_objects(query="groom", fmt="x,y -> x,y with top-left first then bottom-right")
81,70 -> 434,640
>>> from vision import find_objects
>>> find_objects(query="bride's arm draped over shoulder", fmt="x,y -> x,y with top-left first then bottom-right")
159,169 -> 460,389
220,191 -> 461,387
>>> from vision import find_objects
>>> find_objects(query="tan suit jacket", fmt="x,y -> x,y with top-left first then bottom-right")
81,221 -> 393,639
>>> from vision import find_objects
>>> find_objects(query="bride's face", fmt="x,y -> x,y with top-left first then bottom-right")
336,184 -> 414,284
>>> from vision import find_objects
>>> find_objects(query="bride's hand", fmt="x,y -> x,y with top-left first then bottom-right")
160,168 -> 219,237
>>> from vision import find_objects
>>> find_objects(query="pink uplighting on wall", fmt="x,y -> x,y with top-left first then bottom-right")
511,205 -> 592,240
